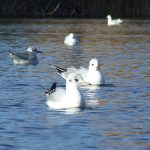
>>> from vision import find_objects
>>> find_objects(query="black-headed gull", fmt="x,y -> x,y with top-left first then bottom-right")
52,58 -> 105,86
9,46 -> 42,65
64,33 -> 79,46
106,15 -> 123,26
45,73 -> 85,109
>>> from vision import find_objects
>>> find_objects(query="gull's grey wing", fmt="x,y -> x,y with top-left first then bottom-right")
76,67 -> 88,79
10,51 -> 29,60
46,87 -> 66,102
61,66 -> 78,80
52,65 -> 78,80
59,66 -> 88,80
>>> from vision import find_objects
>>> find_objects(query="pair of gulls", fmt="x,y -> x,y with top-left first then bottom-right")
64,15 -> 123,46
46,58 -> 105,109
9,48 -> 104,109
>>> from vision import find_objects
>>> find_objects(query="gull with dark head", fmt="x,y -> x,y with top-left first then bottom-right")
45,73 -> 85,109
9,46 -> 42,65
52,58 -> 105,86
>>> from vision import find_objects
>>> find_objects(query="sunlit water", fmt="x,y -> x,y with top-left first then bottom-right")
0,19 -> 150,150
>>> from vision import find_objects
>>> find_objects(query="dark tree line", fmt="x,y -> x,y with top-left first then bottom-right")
0,0 -> 149,18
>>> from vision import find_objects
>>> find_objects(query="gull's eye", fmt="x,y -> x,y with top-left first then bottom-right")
92,64 -> 94,66
69,79 -> 72,82
74,79 -> 79,82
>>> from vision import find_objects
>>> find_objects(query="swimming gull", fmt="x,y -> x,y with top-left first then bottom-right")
45,73 -> 85,109
9,46 -> 42,65
64,33 -> 79,46
52,58 -> 105,86
106,15 -> 123,26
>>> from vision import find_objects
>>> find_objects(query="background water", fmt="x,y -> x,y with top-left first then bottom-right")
0,19 -> 150,150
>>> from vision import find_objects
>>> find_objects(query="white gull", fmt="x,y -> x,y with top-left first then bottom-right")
45,73 -> 85,109
64,33 -> 79,46
52,58 -> 105,86
106,15 -> 123,26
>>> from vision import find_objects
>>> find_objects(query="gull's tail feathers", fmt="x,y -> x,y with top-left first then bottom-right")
52,65 -> 67,75
45,83 -> 57,95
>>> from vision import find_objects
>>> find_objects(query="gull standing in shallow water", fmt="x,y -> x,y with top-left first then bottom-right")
45,73 -> 86,109
9,46 -> 42,65
106,15 -> 123,26
64,33 -> 79,46
52,58 -> 105,86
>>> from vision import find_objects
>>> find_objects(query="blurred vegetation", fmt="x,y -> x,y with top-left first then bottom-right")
0,0 -> 149,18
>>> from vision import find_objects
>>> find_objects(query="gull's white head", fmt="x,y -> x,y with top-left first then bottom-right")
69,33 -> 76,38
89,58 -> 100,71
27,47 -> 35,52
67,73 -> 84,87
106,15 -> 111,19
27,47 -> 42,53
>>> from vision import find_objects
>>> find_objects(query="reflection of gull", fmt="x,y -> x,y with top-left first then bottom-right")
106,15 -> 123,26
45,73 -> 86,109
9,46 -> 42,65
64,33 -> 79,46
58,108 -> 82,115
52,58 -> 105,85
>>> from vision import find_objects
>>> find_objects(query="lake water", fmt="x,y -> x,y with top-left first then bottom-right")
0,19 -> 150,150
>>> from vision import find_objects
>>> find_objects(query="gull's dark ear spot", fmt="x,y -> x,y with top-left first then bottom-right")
69,79 -> 72,82
75,79 -> 79,82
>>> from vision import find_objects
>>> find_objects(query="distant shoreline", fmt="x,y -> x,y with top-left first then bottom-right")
0,0 -> 149,18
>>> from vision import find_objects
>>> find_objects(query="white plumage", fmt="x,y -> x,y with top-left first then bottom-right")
64,33 -> 79,46
45,73 -> 86,109
106,15 -> 123,26
53,58 -> 105,86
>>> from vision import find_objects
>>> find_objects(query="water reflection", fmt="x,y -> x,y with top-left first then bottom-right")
49,107 -> 83,115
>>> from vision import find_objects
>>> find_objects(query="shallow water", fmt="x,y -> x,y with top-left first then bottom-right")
0,19 -> 150,150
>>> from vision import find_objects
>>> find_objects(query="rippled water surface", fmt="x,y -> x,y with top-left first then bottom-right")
0,19 -> 150,150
